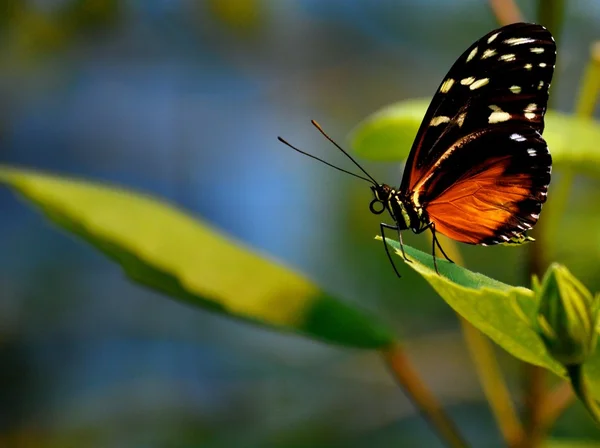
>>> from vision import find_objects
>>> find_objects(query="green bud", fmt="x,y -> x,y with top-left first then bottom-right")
536,263 -> 600,366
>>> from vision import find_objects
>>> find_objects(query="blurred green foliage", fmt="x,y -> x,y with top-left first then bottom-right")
0,166 -> 393,349
0,0 -> 119,57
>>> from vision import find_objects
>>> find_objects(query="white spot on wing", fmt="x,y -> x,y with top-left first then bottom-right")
481,48 -> 497,59
440,78 -> 454,93
525,63 -> 533,70
509,85 -> 521,94
499,53 -> 516,62
524,103 -> 537,120
539,62 -> 547,67
530,213 -> 540,220
466,47 -> 478,62
530,47 -> 545,54
440,78 -> 455,93
510,133 -> 526,142
430,116 -> 451,126
469,78 -> 489,90
488,105 -> 511,123
489,111 -> 511,123
456,112 -> 466,127
460,77 -> 476,85
487,32 -> 500,44
527,149 -> 537,156
537,80 -> 544,90
504,37 -> 535,45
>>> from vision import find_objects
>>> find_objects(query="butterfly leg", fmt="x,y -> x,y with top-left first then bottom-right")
432,230 -> 454,264
380,223 -> 403,278
431,229 -> 440,275
423,222 -> 454,264
429,224 -> 455,275
415,222 -> 440,274
413,222 -> 453,274
396,227 -> 411,263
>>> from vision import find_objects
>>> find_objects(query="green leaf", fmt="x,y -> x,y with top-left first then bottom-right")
348,98 -> 427,162
546,440 -> 600,448
536,264 -> 600,366
350,98 -> 600,177
0,166 -> 394,349
380,237 -> 600,398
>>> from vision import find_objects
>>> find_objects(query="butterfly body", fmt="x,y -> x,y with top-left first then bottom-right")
371,184 -> 427,232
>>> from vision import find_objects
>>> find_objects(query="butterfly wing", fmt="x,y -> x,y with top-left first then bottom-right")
400,22 -> 555,194
399,22 -> 555,244
423,126 -> 550,244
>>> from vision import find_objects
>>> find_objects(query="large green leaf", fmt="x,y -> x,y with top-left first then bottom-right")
350,98 -> 600,177
379,237 -> 600,399
0,166 -> 394,349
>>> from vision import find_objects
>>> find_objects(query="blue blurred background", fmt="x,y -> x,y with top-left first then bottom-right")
2,1 -> 600,446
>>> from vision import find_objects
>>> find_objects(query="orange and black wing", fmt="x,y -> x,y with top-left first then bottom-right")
399,22 -> 555,195
421,126 -> 550,244
399,22 -> 555,244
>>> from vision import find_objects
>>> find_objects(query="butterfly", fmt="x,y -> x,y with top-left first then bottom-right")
278,22 -> 555,277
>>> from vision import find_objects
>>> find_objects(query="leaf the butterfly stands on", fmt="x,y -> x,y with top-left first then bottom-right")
279,23 -> 556,277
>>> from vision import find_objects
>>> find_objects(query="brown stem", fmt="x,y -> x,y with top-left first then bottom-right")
520,364 -> 547,448
521,216 -> 549,447
488,0 -> 523,26
460,319 -> 524,446
382,342 -> 470,448
537,381 -> 575,432
511,381 -> 573,447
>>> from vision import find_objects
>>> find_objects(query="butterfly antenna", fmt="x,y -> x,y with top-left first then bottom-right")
277,136 -> 376,185
310,120 -> 379,185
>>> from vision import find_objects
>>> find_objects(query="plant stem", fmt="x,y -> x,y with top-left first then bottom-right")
537,0 -> 566,43
461,320 -> 524,446
428,234 -> 524,447
512,381 -> 574,448
537,381 -> 575,432
488,0 -> 523,26
381,342 -> 470,448
521,364 -> 546,448
566,364 -> 600,425
575,42 -> 600,117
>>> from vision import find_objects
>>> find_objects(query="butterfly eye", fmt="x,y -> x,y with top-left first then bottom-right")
369,198 -> 385,215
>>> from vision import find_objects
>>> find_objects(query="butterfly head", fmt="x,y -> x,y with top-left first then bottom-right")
369,184 -> 392,215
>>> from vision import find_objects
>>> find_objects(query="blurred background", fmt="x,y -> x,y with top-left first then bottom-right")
1,0 -> 600,446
